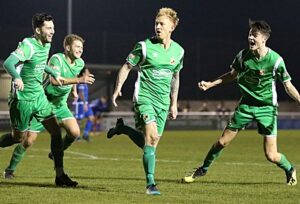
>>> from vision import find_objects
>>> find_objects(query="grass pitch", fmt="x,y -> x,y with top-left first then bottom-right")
0,130 -> 299,204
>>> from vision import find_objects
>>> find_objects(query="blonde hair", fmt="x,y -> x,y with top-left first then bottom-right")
156,7 -> 179,27
63,34 -> 84,48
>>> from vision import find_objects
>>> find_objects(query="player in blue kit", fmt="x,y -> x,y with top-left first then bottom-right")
73,68 -> 94,141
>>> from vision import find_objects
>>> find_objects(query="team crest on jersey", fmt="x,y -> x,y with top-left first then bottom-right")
170,57 -> 175,65
258,70 -> 265,75
153,52 -> 158,58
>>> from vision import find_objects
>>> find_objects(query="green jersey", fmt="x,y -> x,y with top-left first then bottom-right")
45,53 -> 84,107
232,48 -> 291,106
127,37 -> 184,110
10,37 -> 51,100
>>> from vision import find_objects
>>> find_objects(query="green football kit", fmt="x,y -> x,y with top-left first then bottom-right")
127,37 -> 184,136
228,48 -> 291,136
29,53 -> 85,132
8,37 -> 57,131
4,52 -> 84,173
200,48 -> 294,175
125,37 -> 184,188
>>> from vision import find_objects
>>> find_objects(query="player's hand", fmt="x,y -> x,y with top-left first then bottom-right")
79,73 -> 95,84
168,105 -> 178,120
112,91 -> 122,107
198,81 -> 211,91
14,78 -> 24,91
54,74 -> 65,86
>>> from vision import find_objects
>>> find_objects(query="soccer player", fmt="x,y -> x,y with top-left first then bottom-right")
89,95 -> 110,132
73,68 -> 94,141
3,34 -> 94,183
0,13 -> 75,186
183,19 -> 299,186
107,7 -> 184,195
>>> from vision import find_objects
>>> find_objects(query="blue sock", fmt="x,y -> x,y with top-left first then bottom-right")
83,120 -> 93,138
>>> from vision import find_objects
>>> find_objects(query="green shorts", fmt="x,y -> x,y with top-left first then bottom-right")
227,104 -> 278,136
134,103 -> 168,136
9,92 -> 54,132
29,104 -> 74,132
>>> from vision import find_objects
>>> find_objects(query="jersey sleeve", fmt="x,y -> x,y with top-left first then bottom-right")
126,42 -> 144,66
174,49 -> 184,72
11,39 -> 34,62
48,54 -> 62,75
276,58 -> 291,82
230,50 -> 244,72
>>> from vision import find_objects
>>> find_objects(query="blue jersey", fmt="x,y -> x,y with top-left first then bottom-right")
90,98 -> 109,115
73,84 -> 93,120
76,84 -> 89,103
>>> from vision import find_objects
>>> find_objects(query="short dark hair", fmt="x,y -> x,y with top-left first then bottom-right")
32,13 -> 54,30
249,19 -> 271,38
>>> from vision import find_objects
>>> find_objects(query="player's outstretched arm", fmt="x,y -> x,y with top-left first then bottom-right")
283,81 -> 300,105
112,62 -> 133,107
198,69 -> 238,91
50,72 -> 95,86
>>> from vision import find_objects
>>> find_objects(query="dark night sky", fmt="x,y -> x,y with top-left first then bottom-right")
1,0 -> 300,101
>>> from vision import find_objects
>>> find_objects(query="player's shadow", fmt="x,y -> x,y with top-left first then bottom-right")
0,181 -> 110,192
72,176 -> 282,186
74,175 -> 145,182
167,179 -> 282,185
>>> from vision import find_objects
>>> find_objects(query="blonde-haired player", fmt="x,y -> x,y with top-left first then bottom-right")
107,7 -> 184,195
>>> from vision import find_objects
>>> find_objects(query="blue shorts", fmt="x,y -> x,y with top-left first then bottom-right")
73,102 -> 94,120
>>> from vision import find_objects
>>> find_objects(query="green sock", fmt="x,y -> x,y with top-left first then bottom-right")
6,143 -> 26,172
0,133 -> 19,148
122,125 -> 145,149
277,153 -> 292,172
143,145 -> 156,186
62,134 -> 75,151
202,142 -> 224,171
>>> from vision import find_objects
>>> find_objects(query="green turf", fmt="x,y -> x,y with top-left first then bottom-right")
0,130 -> 299,204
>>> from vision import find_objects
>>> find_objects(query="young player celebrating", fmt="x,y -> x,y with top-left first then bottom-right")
183,19 -> 299,186
107,7 -> 184,195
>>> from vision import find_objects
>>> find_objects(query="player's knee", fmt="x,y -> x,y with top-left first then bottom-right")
265,152 -> 277,163
147,134 -> 159,146
69,128 -> 80,138
217,140 -> 228,147
22,139 -> 34,148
